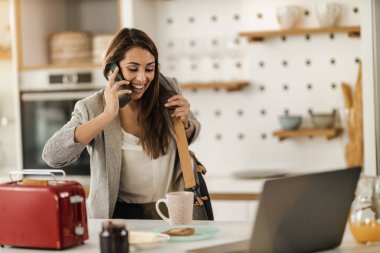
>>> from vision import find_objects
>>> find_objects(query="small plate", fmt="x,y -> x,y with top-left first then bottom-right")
129,231 -> 170,250
153,225 -> 220,242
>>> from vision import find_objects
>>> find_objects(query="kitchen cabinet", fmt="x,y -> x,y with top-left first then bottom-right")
206,177 -> 263,221
239,26 -> 360,42
211,195 -> 260,221
11,0 -> 122,173
14,0 -> 120,70
212,200 -> 257,221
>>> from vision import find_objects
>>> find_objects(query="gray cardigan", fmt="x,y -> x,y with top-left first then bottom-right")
42,76 -> 200,218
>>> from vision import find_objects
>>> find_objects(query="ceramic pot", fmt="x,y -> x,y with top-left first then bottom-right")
276,5 -> 302,29
316,3 -> 342,27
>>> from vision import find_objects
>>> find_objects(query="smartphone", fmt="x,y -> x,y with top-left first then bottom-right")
106,62 -> 132,108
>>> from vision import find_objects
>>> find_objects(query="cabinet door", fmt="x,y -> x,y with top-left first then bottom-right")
212,200 -> 251,221
248,201 -> 260,221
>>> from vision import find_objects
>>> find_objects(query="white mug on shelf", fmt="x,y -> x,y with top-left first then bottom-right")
315,3 -> 342,27
155,191 -> 194,225
276,5 -> 302,29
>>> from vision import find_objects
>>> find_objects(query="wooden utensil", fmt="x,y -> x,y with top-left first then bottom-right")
341,82 -> 353,108
345,62 -> 363,167
353,62 -> 363,166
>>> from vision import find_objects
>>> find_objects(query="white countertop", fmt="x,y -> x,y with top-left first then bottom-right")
0,219 -> 377,253
0,174 -> 264,195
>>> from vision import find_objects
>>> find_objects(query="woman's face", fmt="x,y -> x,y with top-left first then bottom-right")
118,47 -> 156,100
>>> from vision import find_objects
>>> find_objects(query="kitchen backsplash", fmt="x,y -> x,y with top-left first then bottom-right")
146,0 -> 361,175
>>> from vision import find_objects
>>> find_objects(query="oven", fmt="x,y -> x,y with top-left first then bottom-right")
20,70 -> 104,175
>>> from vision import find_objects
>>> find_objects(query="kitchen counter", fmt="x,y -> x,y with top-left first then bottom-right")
0,219 -> 250,253
0,219 -> 378,253
0,174 -> 265,198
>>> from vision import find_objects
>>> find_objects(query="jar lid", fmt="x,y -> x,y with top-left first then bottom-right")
102,220 -> 126,232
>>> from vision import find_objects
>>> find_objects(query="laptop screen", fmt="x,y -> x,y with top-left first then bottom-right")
249,167 -> 361,253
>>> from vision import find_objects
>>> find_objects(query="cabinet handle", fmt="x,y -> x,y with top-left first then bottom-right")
21,91 -> 96,101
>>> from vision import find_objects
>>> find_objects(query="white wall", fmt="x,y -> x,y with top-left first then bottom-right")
145,0 -> 362,176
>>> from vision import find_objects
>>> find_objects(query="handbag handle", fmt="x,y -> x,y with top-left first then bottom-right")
172,117 -> 196,189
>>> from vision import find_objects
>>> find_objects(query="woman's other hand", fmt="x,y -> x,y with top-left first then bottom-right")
104,66 -> 132,117
165,94 -> 191,127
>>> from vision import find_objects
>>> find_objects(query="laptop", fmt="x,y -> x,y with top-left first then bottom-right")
188,167 -> 361,253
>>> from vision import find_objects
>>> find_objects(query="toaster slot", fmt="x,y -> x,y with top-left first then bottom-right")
70,192 -> 84,224
59,191 -> 71,227
70,189 -> 87,237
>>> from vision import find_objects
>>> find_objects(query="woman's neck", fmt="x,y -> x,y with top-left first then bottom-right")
124,100 -> 139,112
120,101 -> 140,137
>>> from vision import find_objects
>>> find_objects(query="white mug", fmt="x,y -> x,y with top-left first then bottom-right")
276,5 -> 302,29
155,191 -> 194,225
316,3 -> 342,27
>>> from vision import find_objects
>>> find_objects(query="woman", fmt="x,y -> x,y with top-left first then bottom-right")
42,28 -> 200,219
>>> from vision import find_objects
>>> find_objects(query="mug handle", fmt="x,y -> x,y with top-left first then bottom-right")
155,199 -> 170,222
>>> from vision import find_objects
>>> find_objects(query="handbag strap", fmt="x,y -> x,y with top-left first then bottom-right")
172,117 -> 196,189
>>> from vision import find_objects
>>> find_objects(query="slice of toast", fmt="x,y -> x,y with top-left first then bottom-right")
163,227 -> 195,236
19,179 -> 49,186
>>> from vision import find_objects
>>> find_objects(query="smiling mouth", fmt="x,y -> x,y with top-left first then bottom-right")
130,83 -> 145,92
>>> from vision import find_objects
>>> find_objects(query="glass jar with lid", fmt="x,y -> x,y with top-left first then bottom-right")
349,175 -> 380,243
100,220 -> 129,253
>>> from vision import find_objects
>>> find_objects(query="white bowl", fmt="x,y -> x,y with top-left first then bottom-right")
310,112 -> 335,129
129,231 -> 170,250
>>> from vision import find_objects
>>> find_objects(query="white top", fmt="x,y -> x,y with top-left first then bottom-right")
118,129 -> 176,203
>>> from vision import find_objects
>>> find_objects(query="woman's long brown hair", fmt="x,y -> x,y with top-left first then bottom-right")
103,28 -> 174,159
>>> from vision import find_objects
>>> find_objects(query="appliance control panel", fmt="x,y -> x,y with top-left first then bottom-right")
20,67 -> 105,92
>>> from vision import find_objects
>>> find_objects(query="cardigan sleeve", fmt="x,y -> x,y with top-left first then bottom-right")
42,100 -> 88,168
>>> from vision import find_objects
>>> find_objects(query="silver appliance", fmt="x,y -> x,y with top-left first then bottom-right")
20,68 -> 105,175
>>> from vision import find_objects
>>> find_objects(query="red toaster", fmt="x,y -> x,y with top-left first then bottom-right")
0,171 -> 88,249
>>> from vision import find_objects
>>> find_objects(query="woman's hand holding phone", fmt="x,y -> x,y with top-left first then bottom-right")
104,66 -> 132,117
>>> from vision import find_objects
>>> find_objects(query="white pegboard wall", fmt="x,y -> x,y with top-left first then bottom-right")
134,0 -> 361,175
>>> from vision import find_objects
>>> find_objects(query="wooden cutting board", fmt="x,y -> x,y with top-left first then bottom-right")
345,62 -> 363,167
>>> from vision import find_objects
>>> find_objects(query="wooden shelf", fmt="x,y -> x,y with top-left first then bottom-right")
20,63 -> 101,71
0,50 -> 12,60
239,26 -> 360,42
273,128 -> 342,141
180,81 -> 249,92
